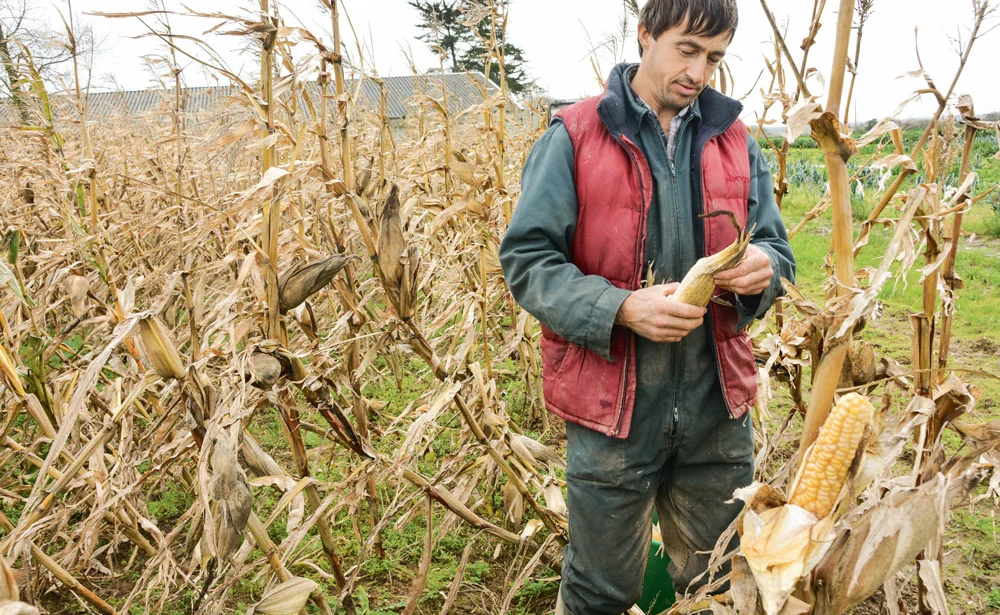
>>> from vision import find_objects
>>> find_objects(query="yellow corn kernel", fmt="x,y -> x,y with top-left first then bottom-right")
789,392 -> 874,518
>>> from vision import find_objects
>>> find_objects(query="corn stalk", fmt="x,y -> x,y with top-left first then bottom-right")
797,0 -> 857,456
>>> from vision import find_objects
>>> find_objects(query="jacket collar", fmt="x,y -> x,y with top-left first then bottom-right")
596,62 -> 742,143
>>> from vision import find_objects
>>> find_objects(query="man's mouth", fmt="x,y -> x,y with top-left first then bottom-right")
674,81 -> 699,96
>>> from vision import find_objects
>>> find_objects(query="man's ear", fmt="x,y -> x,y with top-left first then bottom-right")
637,23 -> 650,58
637,23 -> 651,51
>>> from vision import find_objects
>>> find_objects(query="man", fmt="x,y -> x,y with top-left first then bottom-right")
498,1 -> 796,613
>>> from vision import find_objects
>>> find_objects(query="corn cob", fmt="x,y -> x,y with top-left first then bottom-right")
138,316 -> 187,380
789,392 -> 874,518
277,254 -> 353,313
669,211 -> 752,307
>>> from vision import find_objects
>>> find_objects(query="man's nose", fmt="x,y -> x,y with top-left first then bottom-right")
684,57 -> 707,85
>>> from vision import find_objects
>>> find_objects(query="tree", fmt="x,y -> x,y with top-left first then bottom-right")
458,2 -> 531,94
408,0 -> 469,72
409,0 -> 532,94
0,0 -> 95,125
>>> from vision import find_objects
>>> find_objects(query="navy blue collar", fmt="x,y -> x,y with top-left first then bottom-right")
596,62 -> 742,145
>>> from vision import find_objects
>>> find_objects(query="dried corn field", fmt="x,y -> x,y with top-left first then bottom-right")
1,1 -> 1000,615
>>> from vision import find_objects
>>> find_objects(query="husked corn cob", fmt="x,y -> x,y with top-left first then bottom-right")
138,316 -> 187,380
669,211 -> 752,307
789,392 -> 874,518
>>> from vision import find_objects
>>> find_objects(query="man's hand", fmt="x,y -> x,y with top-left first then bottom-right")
713,245 -> 773,296
615,283 -> 706,343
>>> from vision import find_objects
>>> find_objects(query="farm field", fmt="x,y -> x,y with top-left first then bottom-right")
2,2 -> 1000,615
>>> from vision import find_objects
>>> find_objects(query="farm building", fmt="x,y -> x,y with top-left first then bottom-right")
1,72 -> 509,135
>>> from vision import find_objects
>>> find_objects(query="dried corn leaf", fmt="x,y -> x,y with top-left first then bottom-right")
916,559 -> 949,615
242,166 -> 289,202
785,101 -> 823,143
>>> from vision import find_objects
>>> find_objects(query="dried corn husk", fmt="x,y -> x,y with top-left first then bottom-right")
277,254 -> 353,313
449,151 -> 478,186
0,344 -> 25,398
64,275 -> 89,318
248,350 -> 282,389
378,183 -> 406,294
199,428 -> 252,563
252,576 -> 318,615
735,483 -> 837,615
138,316 -> 187,380
669,211 -> 752,306
0,601 -> 38,615
850,341 -> 876,385
0,557 -> 18,601
810,469 -> 982,613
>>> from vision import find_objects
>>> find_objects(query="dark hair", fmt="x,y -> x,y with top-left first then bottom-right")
638,0 -> 739,57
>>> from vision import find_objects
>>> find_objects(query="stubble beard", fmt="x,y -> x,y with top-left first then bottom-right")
660,85 -> 701,115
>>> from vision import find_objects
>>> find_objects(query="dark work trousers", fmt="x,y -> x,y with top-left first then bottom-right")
558,398 -> 754,615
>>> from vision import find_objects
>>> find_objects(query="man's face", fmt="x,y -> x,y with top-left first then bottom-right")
637,20 -> 731,113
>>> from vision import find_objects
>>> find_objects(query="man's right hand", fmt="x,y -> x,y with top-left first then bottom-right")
614,283 -> 706,343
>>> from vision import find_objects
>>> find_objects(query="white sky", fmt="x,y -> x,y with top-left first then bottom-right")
32,0 -> 1000,121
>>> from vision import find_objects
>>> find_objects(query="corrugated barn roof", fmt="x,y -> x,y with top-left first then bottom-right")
1,73 -> 504,125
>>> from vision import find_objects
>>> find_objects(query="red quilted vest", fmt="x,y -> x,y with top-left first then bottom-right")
541,96 -> 757,438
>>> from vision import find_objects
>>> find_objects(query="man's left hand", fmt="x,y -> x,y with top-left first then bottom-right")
713,245 -> 773,296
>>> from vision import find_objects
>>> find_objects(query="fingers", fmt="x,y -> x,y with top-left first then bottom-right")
716,268 -> 773,295
715,245 -> 772,282
618,284 -> 709,343
641,309 -> 705,342
714,256 -> 771,282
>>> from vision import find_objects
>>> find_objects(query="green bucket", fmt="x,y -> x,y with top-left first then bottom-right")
638,513 -> 675,614
638,539 -> 675,614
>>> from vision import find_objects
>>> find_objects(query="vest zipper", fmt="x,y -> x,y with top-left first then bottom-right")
662,112 -> 697,429
611,133 -> 649,437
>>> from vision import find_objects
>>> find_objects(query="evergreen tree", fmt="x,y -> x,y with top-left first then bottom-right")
458,4 -> 531,94
407,1 -> 469,72
409,0 -> 532,94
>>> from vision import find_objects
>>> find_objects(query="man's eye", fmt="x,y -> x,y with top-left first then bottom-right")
679,49 -> 696,57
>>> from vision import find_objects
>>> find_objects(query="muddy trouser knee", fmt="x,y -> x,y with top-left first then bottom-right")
557,410 -> 753,615
657,412 -> 753,596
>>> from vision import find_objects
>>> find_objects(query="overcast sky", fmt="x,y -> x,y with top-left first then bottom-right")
30,0 -> 1000,122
